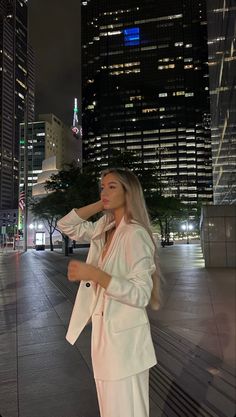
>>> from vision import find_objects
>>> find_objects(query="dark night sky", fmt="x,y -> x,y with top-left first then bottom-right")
28,0 -> 81,126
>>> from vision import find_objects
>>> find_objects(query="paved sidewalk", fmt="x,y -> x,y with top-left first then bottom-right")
0,244 -> 235,417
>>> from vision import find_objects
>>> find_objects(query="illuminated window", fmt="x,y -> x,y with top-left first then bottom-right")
126,131 -> 141,136
141,46 -> 157,51
142,108 -> 158,113
124,27 -> 140,46
124,61 -> 140,67
130,95 -> 142,101
158,64 -> 175,70
124,68 -> 140,74
134,14 -> 182,25
109,63 -> 124,68
16,79 -> 27,89
110,70 -> 124,76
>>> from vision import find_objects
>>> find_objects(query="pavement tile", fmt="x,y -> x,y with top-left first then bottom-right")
18,360 -> 95,400
17,310 -> 62,331
18,339 -> 73,356
17,325 -> 67,346
18,348 -> 86,372
19,388 -> 99,417
0,331 -> 17,355
0,245 -> 235,417
0,397 -> 18,417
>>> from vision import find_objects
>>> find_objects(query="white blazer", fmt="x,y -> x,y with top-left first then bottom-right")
57,209 -> 157,380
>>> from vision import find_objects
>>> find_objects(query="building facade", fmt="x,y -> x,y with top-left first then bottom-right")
207,0 -> 236,204
82,0 -> 213,207
19,113 -> 82,246
19,114 -> 82,194
0,208 -> 18,228
0,0 -> 34,210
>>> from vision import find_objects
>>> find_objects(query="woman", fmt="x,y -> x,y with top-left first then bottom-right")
57,168 -> 161,417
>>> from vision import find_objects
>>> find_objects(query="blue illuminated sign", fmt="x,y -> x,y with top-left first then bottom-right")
124,27 -> 140,46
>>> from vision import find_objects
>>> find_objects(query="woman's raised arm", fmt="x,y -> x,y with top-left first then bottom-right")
57,201 -> 104,242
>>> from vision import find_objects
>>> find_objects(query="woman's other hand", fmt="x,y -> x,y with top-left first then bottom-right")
67,260 -> 111,289
67,260 -> 95,282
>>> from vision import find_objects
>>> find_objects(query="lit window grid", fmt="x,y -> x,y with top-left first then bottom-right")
82,1 -> 212,204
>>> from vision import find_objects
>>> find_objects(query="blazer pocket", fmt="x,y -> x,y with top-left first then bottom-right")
111,312 -> 148,333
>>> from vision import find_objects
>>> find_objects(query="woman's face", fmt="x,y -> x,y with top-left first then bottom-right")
100,173 -> 126,211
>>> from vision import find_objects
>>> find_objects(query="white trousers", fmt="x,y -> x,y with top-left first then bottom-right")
95,370 -> 149,417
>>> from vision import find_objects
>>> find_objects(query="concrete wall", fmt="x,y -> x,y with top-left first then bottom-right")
200,205 -> 236,267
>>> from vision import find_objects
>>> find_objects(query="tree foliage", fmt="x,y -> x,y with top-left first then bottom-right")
30,192 -> 64,251
146,193 -> 184,242
103,148 -> 184,240
30,162 -> 100,253
45,162 -> 100,210
102,148 -> 159,192
31,153 -> 198,250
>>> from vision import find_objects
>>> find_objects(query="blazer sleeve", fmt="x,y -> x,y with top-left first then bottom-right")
105,228 -> 156,308
57,209 -> 97,242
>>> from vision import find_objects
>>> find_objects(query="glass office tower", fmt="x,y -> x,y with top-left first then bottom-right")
82,0 -> 213,206
207,0 -> 236,204
0,0 -> 34,209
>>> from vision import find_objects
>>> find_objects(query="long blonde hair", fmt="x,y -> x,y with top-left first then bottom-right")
101,167 -> 162,310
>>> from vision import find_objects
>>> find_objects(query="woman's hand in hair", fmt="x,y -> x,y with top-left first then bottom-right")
74,200 -> 104,220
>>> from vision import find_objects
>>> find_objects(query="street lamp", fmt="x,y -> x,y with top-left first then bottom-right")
181,221 -> 193,244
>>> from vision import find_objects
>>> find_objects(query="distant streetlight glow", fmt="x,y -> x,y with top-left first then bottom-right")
181,221 -> 194,244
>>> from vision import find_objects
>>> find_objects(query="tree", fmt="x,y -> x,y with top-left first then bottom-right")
101,148 -> 159,192
34,163 -> 100,254
146,193 -> 184,244
30,192 -> 65,251
45,162 -> 100,210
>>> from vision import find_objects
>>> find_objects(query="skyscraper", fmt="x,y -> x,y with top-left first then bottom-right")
0,0 -> 34,210
82,0 -> 213,206
71,98 -> 83,141
19,114 -> 82,195
207,0 -> 236,204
